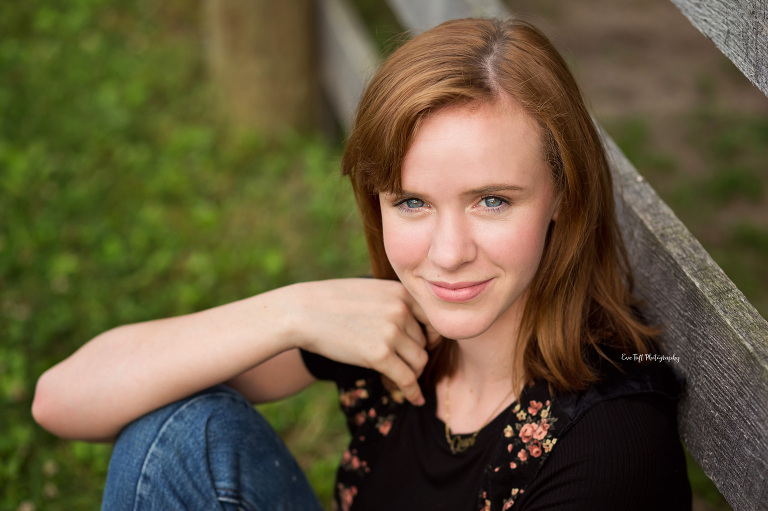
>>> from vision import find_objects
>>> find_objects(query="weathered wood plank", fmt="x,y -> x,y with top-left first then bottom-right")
317,1 -> 768,508
605,132 -> 768,511
317,0 -> 379,130
670,0 -> 768,98
385,0 -> 508,33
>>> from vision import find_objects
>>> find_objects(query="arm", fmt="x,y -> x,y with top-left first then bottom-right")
32,278 -> 436,442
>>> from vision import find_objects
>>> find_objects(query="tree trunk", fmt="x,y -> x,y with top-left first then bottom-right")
205,0 -> 317,135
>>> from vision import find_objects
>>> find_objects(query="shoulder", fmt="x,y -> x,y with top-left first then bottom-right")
510,363 -> 692,510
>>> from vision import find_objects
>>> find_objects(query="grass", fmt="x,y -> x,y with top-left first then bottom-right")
0,2 -> 363,509
607,113 -> 768,320
2,1 -> 764,510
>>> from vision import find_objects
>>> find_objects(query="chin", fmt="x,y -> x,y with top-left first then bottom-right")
425,308 -> 498,341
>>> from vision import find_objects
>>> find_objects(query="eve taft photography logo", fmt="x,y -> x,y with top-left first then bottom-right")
621,353 -> 680,364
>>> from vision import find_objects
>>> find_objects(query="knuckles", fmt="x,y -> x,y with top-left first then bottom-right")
414,349 -> 429,372
365,342 -> 394,366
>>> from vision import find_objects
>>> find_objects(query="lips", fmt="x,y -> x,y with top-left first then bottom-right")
427,279 -> 492,303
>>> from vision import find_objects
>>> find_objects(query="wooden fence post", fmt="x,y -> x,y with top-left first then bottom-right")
204,0 -> 318,135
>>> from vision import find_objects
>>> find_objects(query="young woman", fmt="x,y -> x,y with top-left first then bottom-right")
33,18 -> 692,510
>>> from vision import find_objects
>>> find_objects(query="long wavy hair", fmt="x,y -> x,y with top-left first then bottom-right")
342,18 -> 654,394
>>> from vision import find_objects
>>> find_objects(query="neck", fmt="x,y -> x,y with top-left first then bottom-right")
452,294 -> 523,389
436,309 -> 522,434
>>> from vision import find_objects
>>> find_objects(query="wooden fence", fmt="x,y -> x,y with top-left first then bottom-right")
316,1 -> 768,510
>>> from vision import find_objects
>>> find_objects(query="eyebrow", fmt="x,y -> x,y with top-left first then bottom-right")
393,183 -> 526,198
464,184 -> 526,195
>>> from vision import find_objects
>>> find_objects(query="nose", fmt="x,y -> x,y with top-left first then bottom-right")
427,212 -> 477,271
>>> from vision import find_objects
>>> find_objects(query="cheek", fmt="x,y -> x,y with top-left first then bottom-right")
480,214 -> 551,274
381,216 -> 429,272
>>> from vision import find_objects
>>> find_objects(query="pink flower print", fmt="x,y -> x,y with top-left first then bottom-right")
354,411 -> 366,425
528,441 -> 542,458
510,462 -> 517,469
341,449 -> 365,472
368,408 -> 377,418
519,422 -> 536,443
340,387 -> 369,408
507,444 -> 513,453
337,484 -> 358,511
503,500 -> 514,510
376,415 -> 395,436
528,400 -> 543,416
517,449 -> 528,461
533,420 -> 550,440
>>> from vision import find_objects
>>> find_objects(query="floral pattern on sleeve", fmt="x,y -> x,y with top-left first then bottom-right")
332,375 -> 407,511
478,381 -> 566,511
503,400 -> 557,471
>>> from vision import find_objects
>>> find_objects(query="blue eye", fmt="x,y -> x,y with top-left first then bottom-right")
483,196 -> 505,208
404,198 -> 424,209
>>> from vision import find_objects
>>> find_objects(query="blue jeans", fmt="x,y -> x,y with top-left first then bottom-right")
101,385 -> 323,511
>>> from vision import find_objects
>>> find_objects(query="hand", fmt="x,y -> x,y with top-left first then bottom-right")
276,278 -> 440,405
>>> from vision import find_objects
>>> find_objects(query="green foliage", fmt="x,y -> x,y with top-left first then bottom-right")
1,1 -> 364,509
608,114 -> 768,322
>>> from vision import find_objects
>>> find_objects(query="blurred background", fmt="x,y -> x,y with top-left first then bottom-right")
1,0 -> 765,510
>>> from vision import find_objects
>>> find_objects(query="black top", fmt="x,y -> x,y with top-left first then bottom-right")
301,350 -> 691,510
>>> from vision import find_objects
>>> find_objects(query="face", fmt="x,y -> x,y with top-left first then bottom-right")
379,100 -> 559,342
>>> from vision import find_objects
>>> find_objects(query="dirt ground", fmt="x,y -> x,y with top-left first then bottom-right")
510,0 -> 768,124
510,0 -> 768,247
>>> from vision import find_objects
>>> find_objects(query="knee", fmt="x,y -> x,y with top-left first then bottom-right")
103,386 -> 267,507
114,385 -> 256,457
103,386 -> 321,511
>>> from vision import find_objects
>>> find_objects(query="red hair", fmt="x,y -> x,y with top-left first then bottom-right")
342,18 -> 654,394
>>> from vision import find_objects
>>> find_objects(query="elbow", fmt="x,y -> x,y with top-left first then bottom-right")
32,368 -> 122,443
31,369 -> 91,440
32,369 -> 63,435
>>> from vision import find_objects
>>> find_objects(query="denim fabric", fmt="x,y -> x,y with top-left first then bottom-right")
101,385 -> 323,511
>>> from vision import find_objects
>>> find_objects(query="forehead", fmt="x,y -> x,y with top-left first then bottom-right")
399,100 -> 548,192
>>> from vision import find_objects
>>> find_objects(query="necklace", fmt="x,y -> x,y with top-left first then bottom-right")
444,378 -> 516,455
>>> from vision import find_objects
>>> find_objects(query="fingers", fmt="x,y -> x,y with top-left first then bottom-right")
371,317 -> 427,406
401,310 -> 427,349
400,287 -> 443,350
376,351 -> 425,406
395,325 -> 429,377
